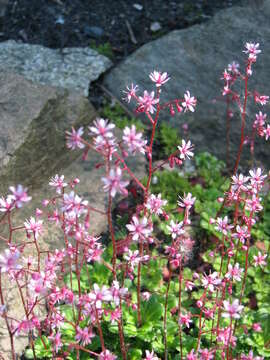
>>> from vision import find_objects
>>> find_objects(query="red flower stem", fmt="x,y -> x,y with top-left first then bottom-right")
164,266 -> 172,360
113,153 -> 146,191
232,75 -> 249,175
137,240 -> 143,326
95,307 -> 105,352
178,261 -> 183,360
108,192 -> 117,277
226,95 -> 231,170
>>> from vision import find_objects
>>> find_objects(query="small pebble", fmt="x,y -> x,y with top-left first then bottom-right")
150,21 -> 162,32
84,25 -> 104,38
133,3 -> 143,11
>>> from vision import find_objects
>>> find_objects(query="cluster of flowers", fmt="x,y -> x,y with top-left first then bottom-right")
221,42 -> 269,159
0,42 -> 268,360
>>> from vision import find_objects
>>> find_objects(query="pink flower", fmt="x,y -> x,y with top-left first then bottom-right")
222,299 -> 244,319
186,349 -> 197,360
62,191 -> 88,216
182,91 -> 197,112
228,61 -> 240,74
102,167 -> 129,198
126,216 -> 153,242
232,225 -> 250,244
0,248 -> 21,273
66,127 -> 85,150
254,92 -> 269,105
110,308 -> 122,323
253,112 -> 267,136
89,284 -> 112,309
249,168 -> 266,191
264,124 -> 270,140
123,83 -> 138,103
225,263 -> 243,282
200,349 -> 214,360
252,323 -> 262,332
179,312 -> 192,328
245,195 -> 263,213
253,251 -> 267,267
49,174 -> 67,194
231,173 -> 250,192
123,249 -> 141,270
28,272 -> 49,296
138,90 -> 159,114
222,69 -> 232,82
146,193 -> 167,215
111,280 -> 128,306
122,125 -> 147,154
144,350 -> 159,360
99,350 -> 117,360
217,327 -> 236,347
185,280 -> 195,291
166,220 -> 184,239
142,291 -> 151,301
149,70 -> 170,87
201,272 -> 221,292
48,331 -> 63,353
243,42 -> 261,59
178,192 -> 196,210
89,118 -> 115,139
215,216 -> 233,236
24,217 -> 43,239
75,326 -> 95,346
0,196 -> 15,213
178,139 -> 194,160
9,185 -> 31,208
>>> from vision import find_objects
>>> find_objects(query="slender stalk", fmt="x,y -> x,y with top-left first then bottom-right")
232,75 -> 249,175
164,267 -> 172,360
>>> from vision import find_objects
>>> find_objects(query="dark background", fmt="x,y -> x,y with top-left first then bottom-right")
0,0 -> 245,62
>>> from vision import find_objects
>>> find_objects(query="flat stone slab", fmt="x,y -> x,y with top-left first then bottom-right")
0,40 -> 112,96
103,0 -> 270,170
0,72 -> 97,193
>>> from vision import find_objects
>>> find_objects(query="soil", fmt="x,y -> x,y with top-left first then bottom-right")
0,0 -> 244,63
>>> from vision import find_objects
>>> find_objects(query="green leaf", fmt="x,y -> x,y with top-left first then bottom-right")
141,295 -> 163,324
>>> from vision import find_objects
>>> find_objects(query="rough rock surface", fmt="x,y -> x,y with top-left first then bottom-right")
0,72 -> 97,194
103,0 -> 270,169
0,40 -> 112,95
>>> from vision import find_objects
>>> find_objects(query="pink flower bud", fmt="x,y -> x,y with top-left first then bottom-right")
42,199 -> 50,207
170,105 -> 175,116
252,323 -> 262,332
35,208 -> 43,217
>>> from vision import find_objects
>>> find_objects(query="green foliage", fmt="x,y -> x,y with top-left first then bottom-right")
90,40 -> 114,59
158,123 -> 180,156
101,102 -> 146,131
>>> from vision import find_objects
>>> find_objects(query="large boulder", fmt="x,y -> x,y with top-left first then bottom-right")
103,0 -> 270,170
0,72 -> 97,193
0,40 -> 112,96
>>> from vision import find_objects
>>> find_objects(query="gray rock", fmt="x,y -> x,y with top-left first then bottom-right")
0,40 -> 112,96
0,72 -> 97,193
103,0 -> 270,170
